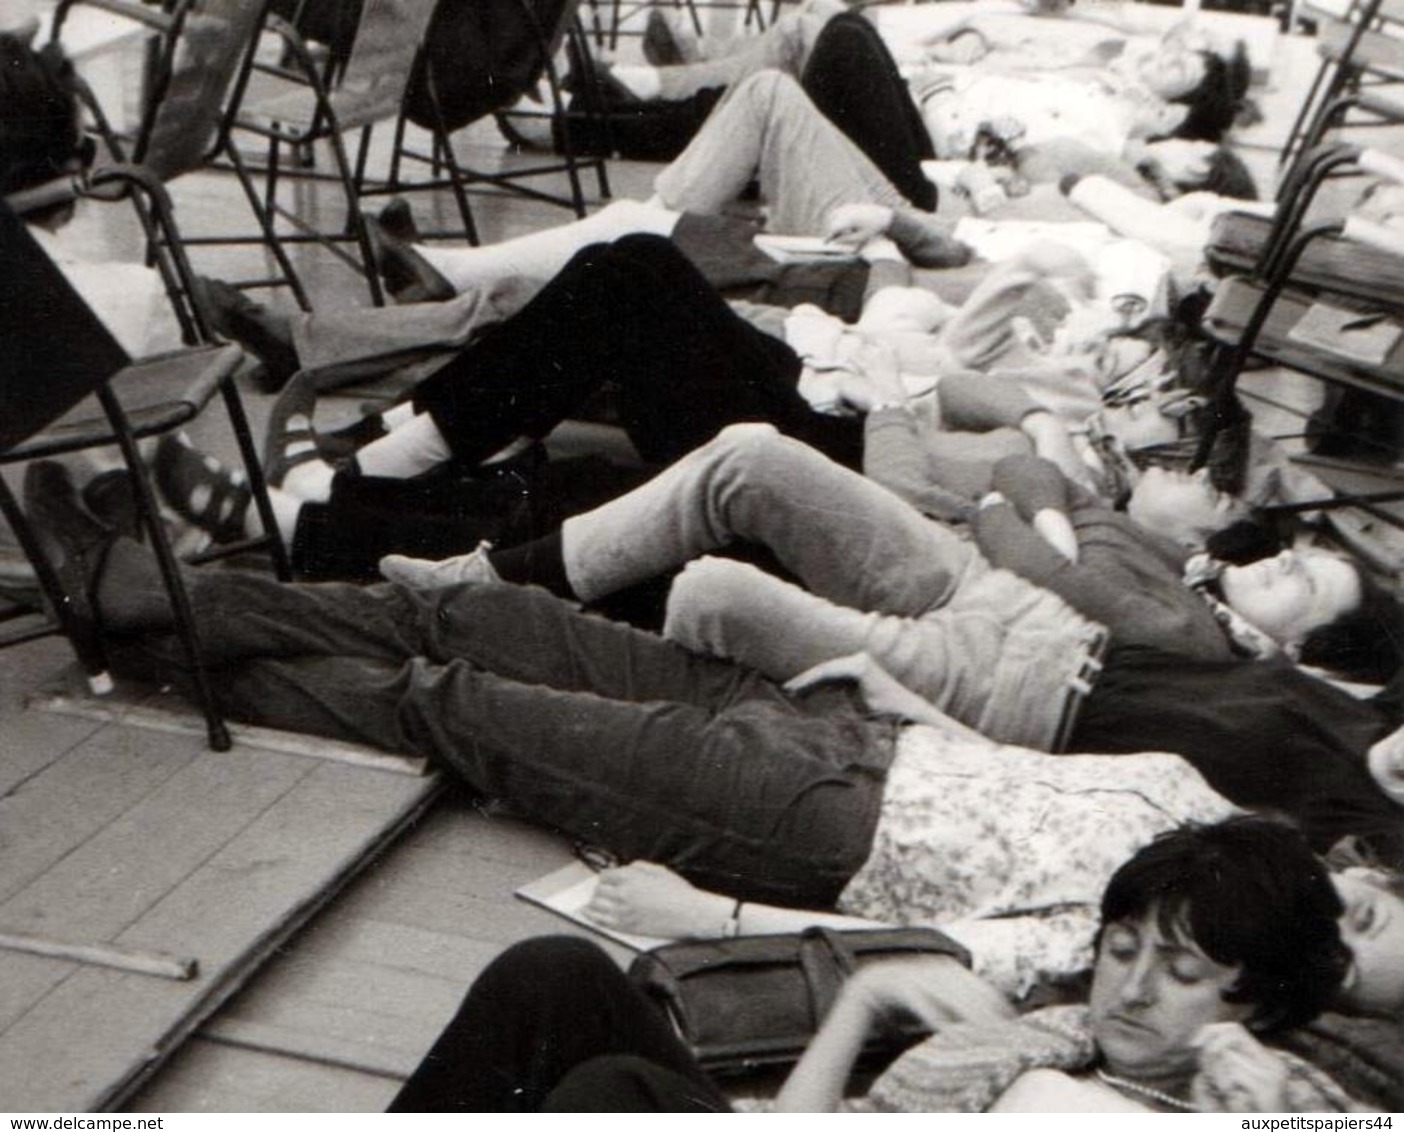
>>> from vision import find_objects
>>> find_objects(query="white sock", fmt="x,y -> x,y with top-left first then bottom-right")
282,459 -> 336,503
245,484 -> 305,544
355,411 -> 453,479
383,402 -> 418,429
611,64 -> 662,101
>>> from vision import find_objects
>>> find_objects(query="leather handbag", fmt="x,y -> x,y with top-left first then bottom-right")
627,925 -> 969,1075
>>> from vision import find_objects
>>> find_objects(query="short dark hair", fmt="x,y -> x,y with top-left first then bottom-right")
1098,816 -> 1349,1034
1299,567 -> 1404,685
1172,43 -> 1251,143
0,35 -> 82,198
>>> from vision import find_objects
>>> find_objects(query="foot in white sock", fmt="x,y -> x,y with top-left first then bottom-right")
379,541 -> 502,590
610,64 -> 662,101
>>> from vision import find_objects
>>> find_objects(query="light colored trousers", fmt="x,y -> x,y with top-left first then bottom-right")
655,70 -> 908,235
652,0 -> 847,99
561,424 -> 1105,749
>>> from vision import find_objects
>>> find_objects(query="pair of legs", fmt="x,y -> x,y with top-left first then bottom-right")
105,551 -> 886,904
416,62 -> 950,292
183,235 -> 866,581
627,8 -> 936,211
389,936 -> 728,1112
271,234 -> 861,512
400,424 -> 1096,749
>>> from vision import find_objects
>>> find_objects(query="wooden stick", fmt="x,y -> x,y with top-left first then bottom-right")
0,929 -> 198,981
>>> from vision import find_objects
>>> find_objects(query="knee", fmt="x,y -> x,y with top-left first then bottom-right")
712,420 -> 781,454
733,69 -> 804,113
481,935 -> 617,993
665,557 -> 762,653
611,231 -> 681,262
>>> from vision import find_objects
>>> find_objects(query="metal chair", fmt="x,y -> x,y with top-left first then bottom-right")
0,166 -> 291,751
384,0 -> 612,241
50,0 -> 310,311
1196,143 -> 1404,533
1281,0 -> 1404,171
226,0 -> 442,304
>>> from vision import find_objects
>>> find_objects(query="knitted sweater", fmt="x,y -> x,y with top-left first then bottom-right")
850,1006 -> 1360,1113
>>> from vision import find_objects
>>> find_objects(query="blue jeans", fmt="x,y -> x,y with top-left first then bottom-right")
117,576 -> 893,906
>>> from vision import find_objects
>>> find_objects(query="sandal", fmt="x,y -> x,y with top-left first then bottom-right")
154,432 -> 251,544
261,373 -> 318,486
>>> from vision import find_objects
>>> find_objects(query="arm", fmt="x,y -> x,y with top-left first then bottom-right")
989,452 -> 1076,520
776,956 -> 1013,1112
785,652 -> 987,740
583,861 -> 891,940
939,375 -> 1090,487
863,408 -> 978,524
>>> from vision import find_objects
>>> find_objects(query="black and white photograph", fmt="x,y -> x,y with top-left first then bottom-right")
2,0 -> 1403,1116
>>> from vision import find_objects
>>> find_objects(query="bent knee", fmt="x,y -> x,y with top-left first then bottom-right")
733,68 -> 805,110
665,557 -> 768,652
485,935 -> 616,986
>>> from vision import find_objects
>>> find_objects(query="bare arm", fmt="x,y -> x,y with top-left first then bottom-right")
776,956 -> 1014,1111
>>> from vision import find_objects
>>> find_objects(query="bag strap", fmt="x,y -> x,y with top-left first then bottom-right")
800,927 -> 853,1024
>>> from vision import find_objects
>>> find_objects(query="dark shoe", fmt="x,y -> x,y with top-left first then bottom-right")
191,276 -> 300,393
81,468 -> 142,542
377,197 -> 422,244
643,9 -> 685,66
154,433 -> 252,544
363,213 -> 456,304
316,410 -> 388,464
22,461 -> 116,690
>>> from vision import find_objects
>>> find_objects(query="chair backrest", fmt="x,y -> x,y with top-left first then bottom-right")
403,0 -> 584,131
0,201 -> 130,453
135,0 -> 270,180
327,0 -> 440,130
52,0 -> 268,180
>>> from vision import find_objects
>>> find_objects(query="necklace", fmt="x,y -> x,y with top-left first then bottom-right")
1094,1068 -> 1199,1113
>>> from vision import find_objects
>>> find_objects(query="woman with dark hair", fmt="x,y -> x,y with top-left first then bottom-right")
388,818 -> 1355,1112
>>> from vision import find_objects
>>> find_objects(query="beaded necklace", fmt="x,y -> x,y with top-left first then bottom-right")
1094,1068 -> 1199,1113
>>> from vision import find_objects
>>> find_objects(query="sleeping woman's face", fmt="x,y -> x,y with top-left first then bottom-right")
1089,911 -> 1250,1081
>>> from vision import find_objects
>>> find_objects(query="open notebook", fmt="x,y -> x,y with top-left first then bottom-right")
516,862 -> 673,951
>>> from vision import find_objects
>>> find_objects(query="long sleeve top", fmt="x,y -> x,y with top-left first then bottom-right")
971,454 -> 1233,659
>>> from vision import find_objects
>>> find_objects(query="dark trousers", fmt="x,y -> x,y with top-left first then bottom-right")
290,453 -> 651,582
800,12 -> 936,212
410,234 -> 862,470
115,578 -> 889,905
389,936 -> 730,1112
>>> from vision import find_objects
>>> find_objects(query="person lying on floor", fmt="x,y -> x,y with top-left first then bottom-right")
383,423 -> 1382,672
29,471 -> 1404,1018
600,0 -> 1254,208
373,425 -> 1404,862
174,235 -> 1197,582
390,819 -> 1366,1112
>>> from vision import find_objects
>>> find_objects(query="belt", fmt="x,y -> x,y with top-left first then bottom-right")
1049,624 -> 1110,754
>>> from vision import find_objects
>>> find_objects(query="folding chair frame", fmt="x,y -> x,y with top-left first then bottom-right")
1,166 -> 292,751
